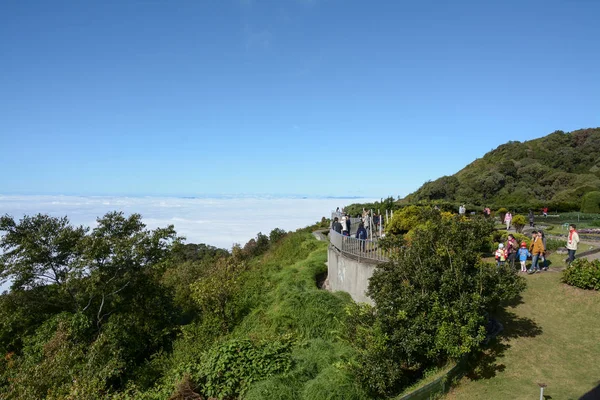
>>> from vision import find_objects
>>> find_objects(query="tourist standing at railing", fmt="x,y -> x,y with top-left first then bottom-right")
356,222 -> 367,251
341,216 -> 350,236
332,217 -> 342,234
363,213 -> 370,237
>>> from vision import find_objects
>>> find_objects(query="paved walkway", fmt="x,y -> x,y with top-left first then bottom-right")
584,251 -> 600,261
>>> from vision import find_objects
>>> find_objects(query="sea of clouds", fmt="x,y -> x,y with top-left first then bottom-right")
0,195 -> 380,250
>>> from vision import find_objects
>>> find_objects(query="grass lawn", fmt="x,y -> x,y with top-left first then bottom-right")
446,272 -> 600,400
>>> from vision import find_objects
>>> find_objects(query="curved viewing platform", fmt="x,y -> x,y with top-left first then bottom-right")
328,229 -> 389,263
326,210 -> 392,304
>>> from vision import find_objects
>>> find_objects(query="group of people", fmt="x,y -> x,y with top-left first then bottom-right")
331,215 -> 352,236
495,224 -> 580,273
495,231 -> 547,273
503,208 -> 550,230
331,209 -> 381,241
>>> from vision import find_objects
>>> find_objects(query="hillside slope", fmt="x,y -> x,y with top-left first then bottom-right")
405,128 -> 600,210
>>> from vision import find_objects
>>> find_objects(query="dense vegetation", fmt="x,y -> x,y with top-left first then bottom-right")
404,128 -> 600,212
0,210 -> 525,399
562,259 -> 600,290
344,207 -> 525,397
0,212 -> 362,399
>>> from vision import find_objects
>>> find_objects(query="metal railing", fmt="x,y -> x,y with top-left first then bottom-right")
329,229 -> 389,263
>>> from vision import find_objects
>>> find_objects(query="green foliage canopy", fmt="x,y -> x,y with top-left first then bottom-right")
580,191 -> 600,213
347,213 -> 526,396
405,128 -> 600,211
0,212 -> 181,398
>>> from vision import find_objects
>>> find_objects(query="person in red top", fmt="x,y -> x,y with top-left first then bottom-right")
505,234 -> 518,270
542,207 -> 548,217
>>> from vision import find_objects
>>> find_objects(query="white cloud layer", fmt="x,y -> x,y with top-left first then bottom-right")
0,195 -> 379,250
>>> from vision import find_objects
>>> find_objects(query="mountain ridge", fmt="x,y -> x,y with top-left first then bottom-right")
404,127 -> 600,211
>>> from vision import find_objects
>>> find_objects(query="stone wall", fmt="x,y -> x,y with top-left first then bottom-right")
326,245 -> 377,304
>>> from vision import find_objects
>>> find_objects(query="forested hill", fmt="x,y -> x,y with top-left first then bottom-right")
404,128 -> 600,211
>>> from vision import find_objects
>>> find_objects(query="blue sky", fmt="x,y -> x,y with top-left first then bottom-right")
1,0 -> 599,198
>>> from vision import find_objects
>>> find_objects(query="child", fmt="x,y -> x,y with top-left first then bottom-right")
517,242 -> 531,272
495,243 -> 507,267
504,212 -> 512,230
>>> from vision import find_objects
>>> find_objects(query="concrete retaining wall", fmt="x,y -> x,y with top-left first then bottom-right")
327,246 -> 376,304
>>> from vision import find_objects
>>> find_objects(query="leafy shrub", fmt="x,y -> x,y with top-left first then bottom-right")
562,259 -> 600,290
386,206 -> 439,235
512,215 -> 527,233
581,191 -> 600,213
197,337 -> 293,399
190,258 -> 248,333
343,303 -> 405,397
544,238 -> 566,252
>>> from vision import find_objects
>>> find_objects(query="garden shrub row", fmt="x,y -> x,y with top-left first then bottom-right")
562,259 -> 600,290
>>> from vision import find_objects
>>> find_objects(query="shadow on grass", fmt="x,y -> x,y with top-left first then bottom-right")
542,259 -> 553,269
466,308 -> 542,380
580,382 -> 600,400
503,293 -> 524,308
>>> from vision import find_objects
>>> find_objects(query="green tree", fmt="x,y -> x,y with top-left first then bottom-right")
413,176 -> 460,201
190,258 -> 248,333
580,191 -> 600,213
496,207 -> 508,223
269,228 -> 287,243
512,214 -> 527,233
348,214 -> 525,396
0,212 -> 182,397
0,214 -> 87,309
80,212 -> 180,329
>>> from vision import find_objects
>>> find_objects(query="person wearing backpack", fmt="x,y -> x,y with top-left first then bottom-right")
495,243 -> 508,267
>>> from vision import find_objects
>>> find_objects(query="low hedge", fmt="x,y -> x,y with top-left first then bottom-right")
562,259 -> 600,290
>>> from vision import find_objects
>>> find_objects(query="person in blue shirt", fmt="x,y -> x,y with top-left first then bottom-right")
517,242 -> 531,273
